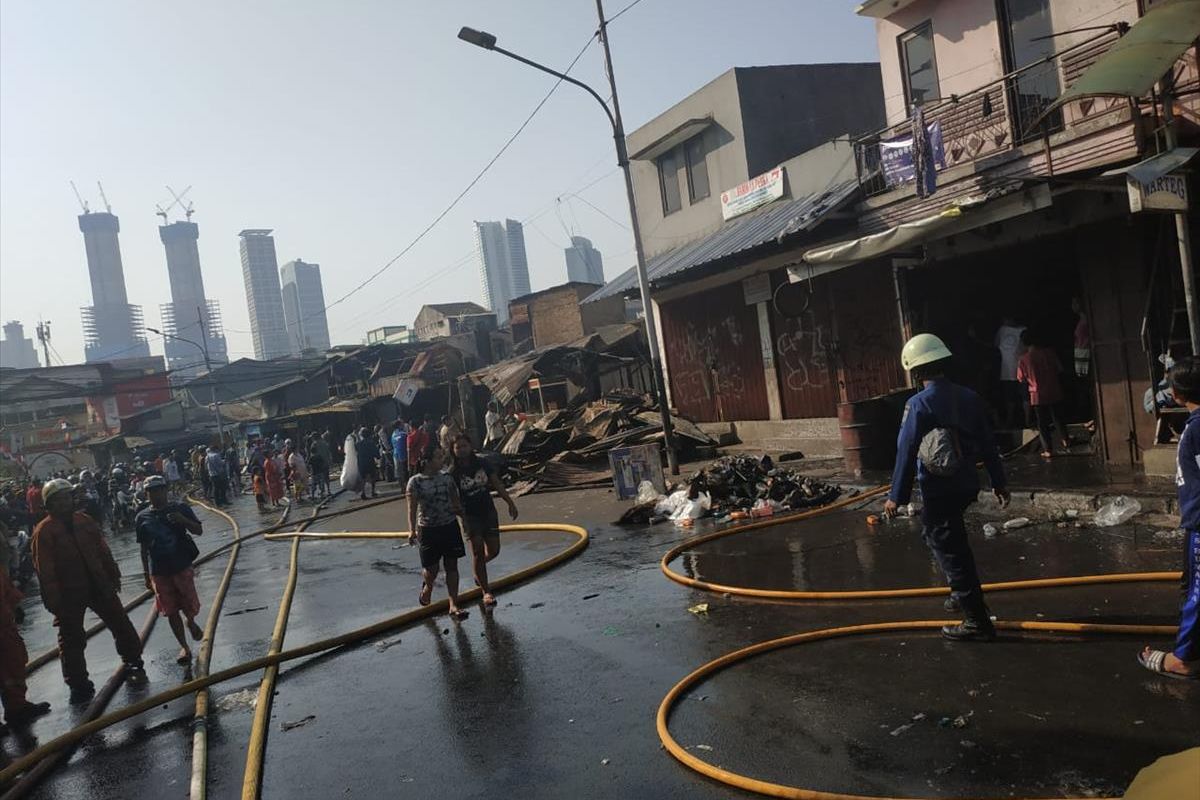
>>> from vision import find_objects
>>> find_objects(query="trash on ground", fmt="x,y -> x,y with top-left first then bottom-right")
1003,517 -> 1031,530
600,758 -> 610,766
582,593 -> 600,600
375,637 -> 402,653
982,523 -> 999,538
889,723 -> 914,737
281,714 -> 316,731
687,603 -> 710,615
1094,496 -> 1142,527
1065,509 -> 1080,519
225,606 -> 269,617
911,712 -> 927,722
215,688 -> 258,712
694,744 -> 714,751
867,514 -> 881,526
952,712 -> 973,729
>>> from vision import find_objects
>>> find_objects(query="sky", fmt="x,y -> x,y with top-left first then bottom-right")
0,1 -> 878,366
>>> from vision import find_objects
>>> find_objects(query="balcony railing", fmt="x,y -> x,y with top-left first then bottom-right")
855,27 -> 1125,197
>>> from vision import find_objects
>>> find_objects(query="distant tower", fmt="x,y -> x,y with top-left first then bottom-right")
0,321 -> 41,368
564,236 -> 604,285
77,210 -> 150,363
158,218 -> 229,379
280,259 -> 331,355
238,230 -> 290,360
474,219 -> 531,326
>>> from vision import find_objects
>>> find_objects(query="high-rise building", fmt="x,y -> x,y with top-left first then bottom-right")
280,259 -> 331,355
564,236 -> 604,285
158,220 -> 228,379
474,219 -> 531,325
238,229 -> 290,360
0,321 -> 40,368
77,211 -> 150,363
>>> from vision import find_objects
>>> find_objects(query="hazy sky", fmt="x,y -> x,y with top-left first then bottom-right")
0,1 -> 877,365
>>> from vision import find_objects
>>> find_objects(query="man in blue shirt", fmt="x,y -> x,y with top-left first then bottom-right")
884,334 -> 1010,642
137,476 -> 204,664
1139,357 -> 1199,679
391,419 -> 410,493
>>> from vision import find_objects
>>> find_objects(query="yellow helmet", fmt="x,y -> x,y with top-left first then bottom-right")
900,333 -> 952,371
41,478 -> 75,505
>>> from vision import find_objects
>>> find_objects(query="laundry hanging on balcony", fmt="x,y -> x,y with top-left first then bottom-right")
879,118 -> 945,192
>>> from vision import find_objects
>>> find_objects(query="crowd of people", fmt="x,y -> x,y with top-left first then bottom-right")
0,414 -> 525,735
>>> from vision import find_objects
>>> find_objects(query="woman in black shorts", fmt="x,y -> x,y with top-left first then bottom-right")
449,435 -> 518,608
406,447 -> 468,620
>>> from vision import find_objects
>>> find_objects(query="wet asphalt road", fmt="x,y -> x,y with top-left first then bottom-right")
3,484 -> 1198,799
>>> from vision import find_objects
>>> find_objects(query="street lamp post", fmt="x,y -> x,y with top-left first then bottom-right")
147,308 -> 226,446
458,1 -> 681,474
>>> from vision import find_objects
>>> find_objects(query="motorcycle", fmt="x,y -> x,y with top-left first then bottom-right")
111,487 -> 136,532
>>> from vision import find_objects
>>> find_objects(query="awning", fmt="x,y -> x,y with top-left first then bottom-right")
629,117 -> 713,161
793,182 -> 1052,274
1102,146 -> 1200,182
1049,0 -> 1200,111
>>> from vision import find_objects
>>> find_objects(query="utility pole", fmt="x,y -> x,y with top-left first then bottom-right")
594,0 -> 679,473
35,321 -> 51,368
196,306 -> 227,446
1161,73 -> 1200,355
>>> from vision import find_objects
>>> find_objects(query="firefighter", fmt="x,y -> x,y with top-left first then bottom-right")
31,478 -> 148,704
0,567 -> 50,734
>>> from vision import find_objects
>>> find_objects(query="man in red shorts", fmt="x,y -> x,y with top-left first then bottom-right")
136,476 -> 204,664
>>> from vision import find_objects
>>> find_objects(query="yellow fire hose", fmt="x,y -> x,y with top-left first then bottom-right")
656,485 -> 1188,799
0,517 -> 587,795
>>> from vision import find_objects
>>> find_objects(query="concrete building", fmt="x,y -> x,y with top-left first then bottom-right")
280,259 -> 331,355
508,282 -> 625,351
158,220 -> 228,379
238,230 -> 290,360
564,236 -> 604,285
413,302 -> 495,342
77,211 -> 150,363
0,321 -> 40,369
473,219 -> 530,325
366,326 -> 413,345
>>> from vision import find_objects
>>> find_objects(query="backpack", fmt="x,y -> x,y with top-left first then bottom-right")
917,391 -> 963,477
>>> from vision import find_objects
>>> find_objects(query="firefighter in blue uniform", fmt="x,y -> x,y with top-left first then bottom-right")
884,333 -> 1011,641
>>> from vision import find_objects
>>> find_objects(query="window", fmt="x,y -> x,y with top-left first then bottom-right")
898,21 -> 939,111
998,0 -> 1062,140
684,137 -> 709,203
657,149 -> 682,215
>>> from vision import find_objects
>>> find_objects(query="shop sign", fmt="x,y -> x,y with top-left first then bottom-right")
1127,172 -> 1188,212
721,167 -> 784,220
608,442 -> 665,500
742,273 -> 772,305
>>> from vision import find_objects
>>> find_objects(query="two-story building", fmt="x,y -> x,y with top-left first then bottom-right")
793,0 -> 1200,471
584,62 -> 895,454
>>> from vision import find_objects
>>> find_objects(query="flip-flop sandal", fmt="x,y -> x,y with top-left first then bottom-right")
418,582 -> 432,607
482,593 -> 497,607
1138,649 -> 1199,680
449,608 -> 470,621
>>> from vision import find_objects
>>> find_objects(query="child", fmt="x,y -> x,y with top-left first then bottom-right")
0,568 -> 51,734
252,467 -> 268,513
136,476 -> 204,664
406,448 -> 468,620
1139,356 -> 1199,679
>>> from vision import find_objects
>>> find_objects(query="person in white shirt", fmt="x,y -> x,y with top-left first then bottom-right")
994,317 -> 1028,430
484,403 -> 505,449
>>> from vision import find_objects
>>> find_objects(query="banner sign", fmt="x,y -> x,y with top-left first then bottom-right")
880,120 -> 945,188
721,166 -> 784,220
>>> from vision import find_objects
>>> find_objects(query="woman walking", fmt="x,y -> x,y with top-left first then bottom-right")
406,448 -> 468,621
449,435 -> 517,607
263,448 -> 286,508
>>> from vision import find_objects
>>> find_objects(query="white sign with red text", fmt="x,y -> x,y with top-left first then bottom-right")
720,166 -> 784,220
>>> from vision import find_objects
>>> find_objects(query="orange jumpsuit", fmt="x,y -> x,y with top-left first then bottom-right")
0,570 -> 29,715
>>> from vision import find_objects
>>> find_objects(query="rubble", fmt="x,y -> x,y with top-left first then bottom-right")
616,454 -> 842,526
494,389 -> 717,495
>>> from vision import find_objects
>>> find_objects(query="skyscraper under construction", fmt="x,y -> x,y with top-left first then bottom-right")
158,218 -> 229,379
78,210 -> 150,364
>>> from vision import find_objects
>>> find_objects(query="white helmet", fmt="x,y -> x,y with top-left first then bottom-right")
900,333 -> 953,371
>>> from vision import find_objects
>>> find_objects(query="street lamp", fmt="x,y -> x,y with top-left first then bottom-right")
457,2 -> 681,474
146,315 -> 226,446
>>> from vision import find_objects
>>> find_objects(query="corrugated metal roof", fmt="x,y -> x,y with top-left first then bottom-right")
583,179 -> 858,304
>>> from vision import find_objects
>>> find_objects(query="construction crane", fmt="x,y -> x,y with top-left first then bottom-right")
166,185 -> 194,220
96,181 -> 112,213
69,181 -> 90,214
